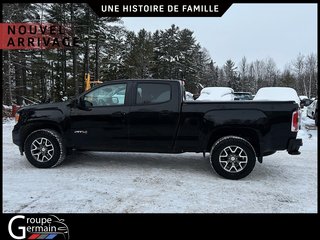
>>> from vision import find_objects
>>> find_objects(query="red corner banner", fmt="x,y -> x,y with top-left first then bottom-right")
0,23 -> 79,50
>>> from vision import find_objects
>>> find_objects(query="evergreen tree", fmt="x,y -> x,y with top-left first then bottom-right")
223,60 -> 239,90
280,67 -> 296,88
151,30 -> 162,79
122,29 -> 154,78
100,25 -> 127,81
159,25 -> 180,79
2,3 -> 317,105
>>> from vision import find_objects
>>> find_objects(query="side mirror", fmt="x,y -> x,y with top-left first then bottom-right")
78,97 -> 93,110
69,99 -> 78,108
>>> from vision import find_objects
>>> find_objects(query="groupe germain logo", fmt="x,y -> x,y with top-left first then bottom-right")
8,215 -> 69,240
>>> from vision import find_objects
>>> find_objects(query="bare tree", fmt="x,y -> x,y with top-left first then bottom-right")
292,53 -> 307,96
239,57 -> 248,79
265,57 -> 278,87
70,3 -> 79,96
3,51 -> 13,105
253,60 -> 266,90
238,57 -> 250,91
248,63 -> 255,93
305,53 -> 317,98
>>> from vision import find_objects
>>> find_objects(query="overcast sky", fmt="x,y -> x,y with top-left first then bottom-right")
122,4 -> 317,70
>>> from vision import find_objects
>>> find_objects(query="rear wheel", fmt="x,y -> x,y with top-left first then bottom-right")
210,136 -> 256,180
24,129 -> 66,168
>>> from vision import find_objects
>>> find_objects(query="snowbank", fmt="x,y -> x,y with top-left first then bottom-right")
2,116 -> 317,213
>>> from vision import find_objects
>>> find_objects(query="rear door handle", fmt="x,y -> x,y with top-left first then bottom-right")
112,111 -> 126,117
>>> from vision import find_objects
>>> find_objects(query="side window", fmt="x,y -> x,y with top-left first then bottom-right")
84,83 -> 127,107
136,83 -> 171,105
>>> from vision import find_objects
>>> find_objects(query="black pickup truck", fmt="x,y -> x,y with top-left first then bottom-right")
12,79 -> 302,179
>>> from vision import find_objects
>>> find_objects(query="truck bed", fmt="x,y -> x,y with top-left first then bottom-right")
175,100 -> 299,155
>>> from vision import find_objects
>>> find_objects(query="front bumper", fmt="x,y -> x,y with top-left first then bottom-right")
287,138 -> 303,155
12,125 -> 24,155
12,125 -> 20,146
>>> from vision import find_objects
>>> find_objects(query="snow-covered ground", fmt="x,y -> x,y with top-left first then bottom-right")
2,108 -> 317,213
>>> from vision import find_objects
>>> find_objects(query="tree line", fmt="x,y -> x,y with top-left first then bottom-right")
2,3 -> 318,106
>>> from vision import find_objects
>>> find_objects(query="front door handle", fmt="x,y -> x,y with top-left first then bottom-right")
160,110 -> 171,115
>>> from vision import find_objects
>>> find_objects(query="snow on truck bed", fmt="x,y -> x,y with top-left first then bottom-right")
2,114 -> 317,213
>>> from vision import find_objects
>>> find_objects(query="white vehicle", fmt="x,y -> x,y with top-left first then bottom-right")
299,95 -> 313,107
307,100 -> 318,125
196,87 -> 234,101
185,91 -> 194,101
253,87 -> 300,105
299,95 -> 308,101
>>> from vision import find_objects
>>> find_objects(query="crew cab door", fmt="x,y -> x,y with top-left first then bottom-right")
69,82 -> 130,150
128,81 -> 181,152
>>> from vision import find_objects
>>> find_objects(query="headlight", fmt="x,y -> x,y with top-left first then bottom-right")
15,113 -> 20,123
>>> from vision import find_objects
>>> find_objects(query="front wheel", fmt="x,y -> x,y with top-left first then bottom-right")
24,129 -> 66,168
210,136 -> 256,180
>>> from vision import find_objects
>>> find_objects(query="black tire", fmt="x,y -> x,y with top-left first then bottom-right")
210,136 -> 256,180
24,129 -> 66,168
315,111 -> 318,126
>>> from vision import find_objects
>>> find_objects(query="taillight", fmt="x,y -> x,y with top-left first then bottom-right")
291,110 -> 299,132
15,113 -> 20,123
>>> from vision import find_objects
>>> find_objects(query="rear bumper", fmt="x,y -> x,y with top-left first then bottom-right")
287,138 -> 303,155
